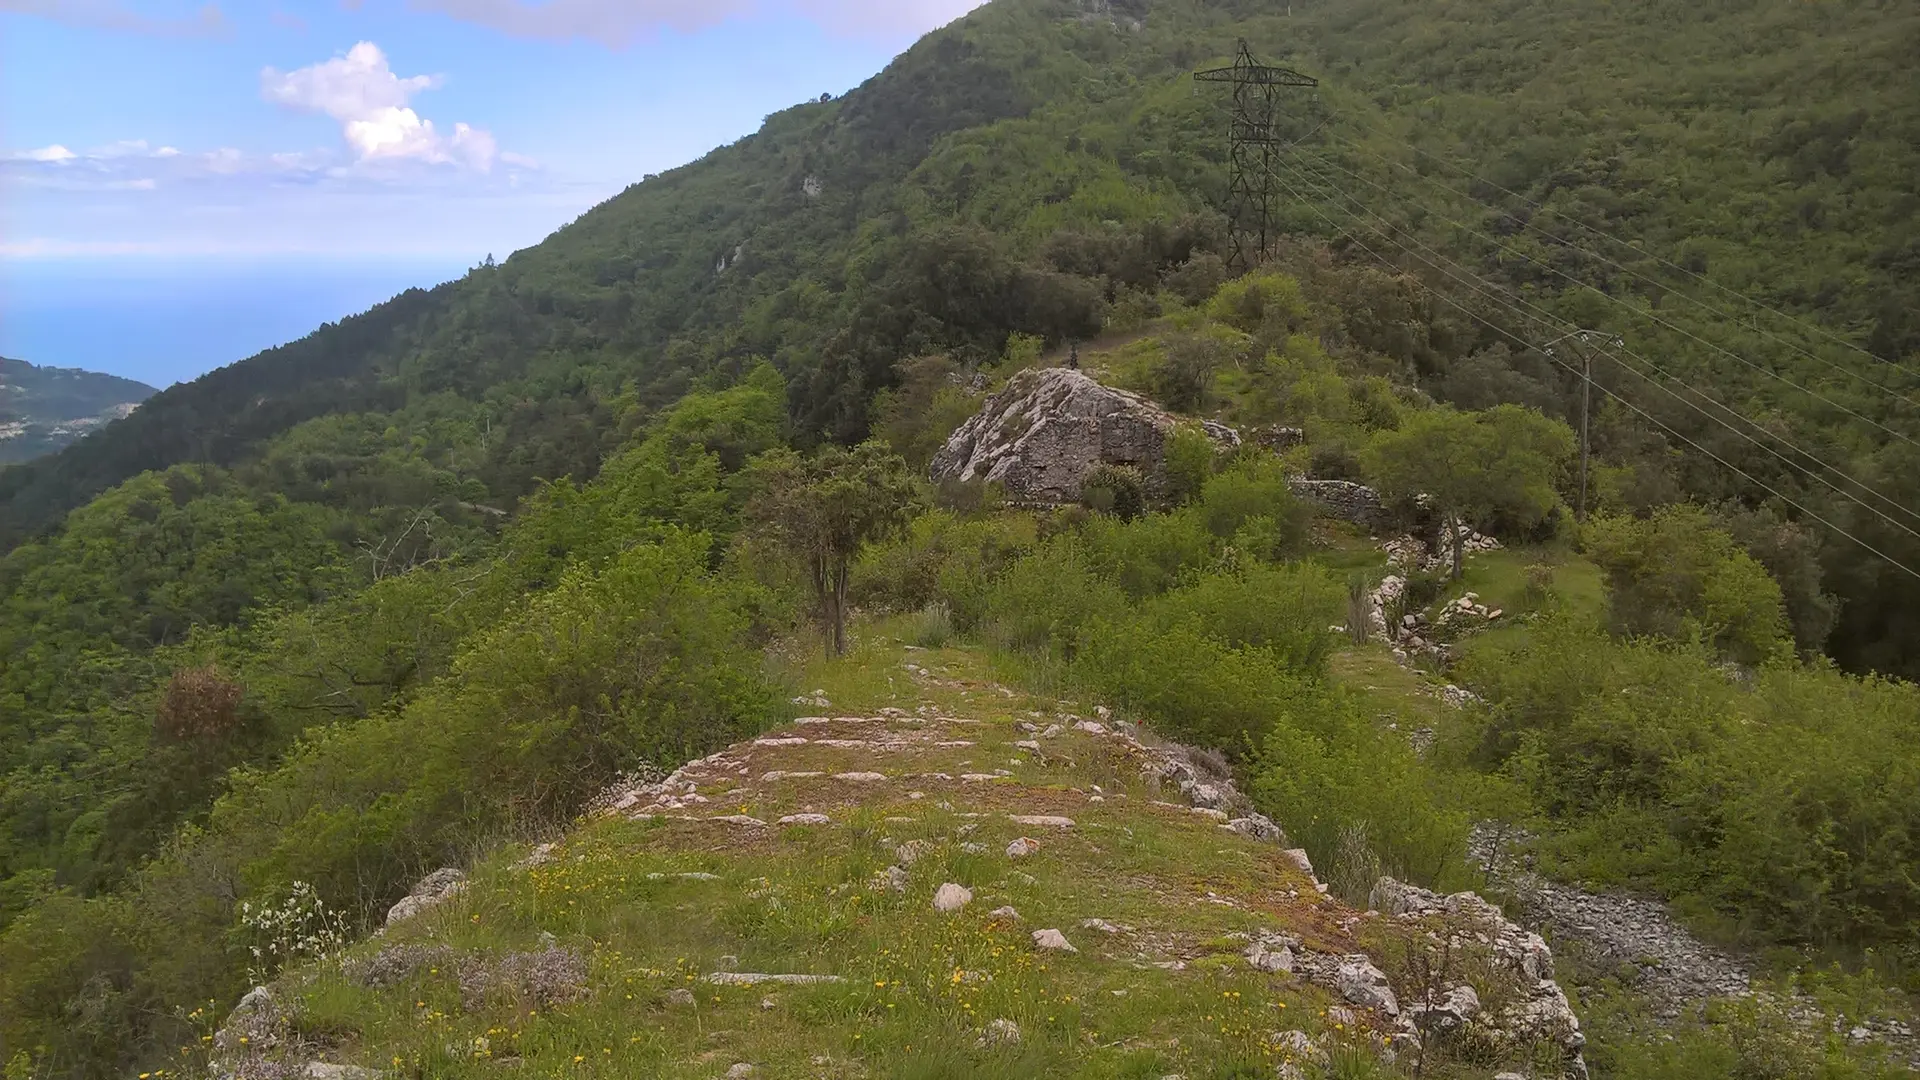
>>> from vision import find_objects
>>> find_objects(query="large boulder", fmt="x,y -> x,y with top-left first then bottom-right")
929,367 -> 1237,503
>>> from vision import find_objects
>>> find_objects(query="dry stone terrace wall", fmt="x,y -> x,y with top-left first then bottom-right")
1286,478 -> 1387,529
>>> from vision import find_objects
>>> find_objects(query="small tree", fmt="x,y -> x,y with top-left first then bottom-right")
1363,405 -> 1574,580
748,442 -> 924,655
1586,505 -> 1791,665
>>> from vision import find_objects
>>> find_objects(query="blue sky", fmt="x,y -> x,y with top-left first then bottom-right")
1,0 -> 986,260
0,0 -> 984,383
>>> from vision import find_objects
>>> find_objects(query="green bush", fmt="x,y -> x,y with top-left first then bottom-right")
1080,463 -> 1146,521
854,511 -> 1036,632
0,531 -> 782,1066
1458,615 -> 1920,959
1149,333 -> 1225,413
1141,562 -> 1344,675
1198,455 -> 1310,558
1585,505 -> 1792,665
976,536 -> 1130,657
1078,508 -> 1217,598
1162,425 -> 1217,506
1248,682 -> 1472,892
905,601 -> 954,649
1075,618 -> 1304,752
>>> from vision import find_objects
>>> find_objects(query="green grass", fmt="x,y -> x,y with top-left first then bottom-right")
1431,546 -> 1604,624
212,629 -> 1546,1080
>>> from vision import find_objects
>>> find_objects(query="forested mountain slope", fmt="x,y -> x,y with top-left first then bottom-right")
3,2 -> 1920,1073
3,0 -> 1914,627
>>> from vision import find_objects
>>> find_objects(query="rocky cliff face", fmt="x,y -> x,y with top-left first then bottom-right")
929,367 -> 1238,502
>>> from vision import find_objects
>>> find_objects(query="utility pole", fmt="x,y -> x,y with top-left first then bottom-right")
1543,329 -> 1622,523
1195,40 -> 1318,269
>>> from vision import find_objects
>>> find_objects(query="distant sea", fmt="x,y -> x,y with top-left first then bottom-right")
0,257 -> 478,389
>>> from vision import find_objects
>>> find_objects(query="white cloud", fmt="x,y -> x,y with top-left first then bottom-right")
9,145 -> 78,162
0,0 -> 227,36
408,0 -> 985,47
0,140 -> 331,191
260,42 -> 504,170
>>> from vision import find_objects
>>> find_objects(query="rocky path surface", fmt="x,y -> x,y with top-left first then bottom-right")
1469,827 -> 1753,1015
1471,826 -> 1920,1069
214,643 -> 1592,1080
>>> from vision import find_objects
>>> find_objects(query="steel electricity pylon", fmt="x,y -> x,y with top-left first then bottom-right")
1194,39 -> 1319,269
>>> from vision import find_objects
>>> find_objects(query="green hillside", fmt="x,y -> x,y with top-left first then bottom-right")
2,0 -> 1914,670
2,0 -> 1919,1075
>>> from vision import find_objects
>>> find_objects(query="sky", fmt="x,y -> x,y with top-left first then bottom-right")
0,0 -> 986,384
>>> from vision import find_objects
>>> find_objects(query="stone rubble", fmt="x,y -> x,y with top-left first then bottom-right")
979,1018 -> 1022,1046
1368,876 -> 1589,1079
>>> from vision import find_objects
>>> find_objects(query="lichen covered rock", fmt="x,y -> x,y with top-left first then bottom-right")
929,367 -> 1237,503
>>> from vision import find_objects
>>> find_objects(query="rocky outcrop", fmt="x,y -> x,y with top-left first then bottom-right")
929,367 -> 1238,503
1369,876 -> 1589,1079
382,867 -> 465,928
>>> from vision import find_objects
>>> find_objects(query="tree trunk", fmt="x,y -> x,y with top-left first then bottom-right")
831,558 -> 850,655
810,553 -> 834,656
1449,510 -> 1465,582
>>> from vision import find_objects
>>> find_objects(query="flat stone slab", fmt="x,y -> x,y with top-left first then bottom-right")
704,973 -> 845,986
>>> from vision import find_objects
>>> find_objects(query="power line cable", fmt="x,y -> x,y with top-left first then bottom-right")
1333,113 -> 1920,378
1266,156 -> 1920,561
1321,127 -> 1920,409
1273,151 -> 1920,537
1291,143 -> 1920,451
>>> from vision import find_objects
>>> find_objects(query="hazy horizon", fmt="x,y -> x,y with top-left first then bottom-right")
0,255 -> 478,388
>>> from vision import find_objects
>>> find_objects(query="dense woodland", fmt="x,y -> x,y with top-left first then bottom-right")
1,0 -> 1918,1075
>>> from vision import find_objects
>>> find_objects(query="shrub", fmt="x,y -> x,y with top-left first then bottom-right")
1149,333 -> 1224,412
904,601 -> 954,649
1080,463 -> 1146,521
1520,563 -> 1556,610
1249,683 -> 1471,890
1205,271 -> 1309,340
1403,569 -> 1446,611
1075,618 -> 1302,752
1162,425 -> 1217,506
1457,614 -> 1920,957
1199,455 -> 1310,557
1142,561 -> 1344,675
1079,507 -> 1216,597
977,537 -> 1129,657
1585,505 -> 1791,665
1346,573 -> 1372,644
853,510 -> 1031,615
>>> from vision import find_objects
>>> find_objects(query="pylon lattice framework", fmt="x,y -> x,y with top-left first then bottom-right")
1194,40 -> 1318,269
